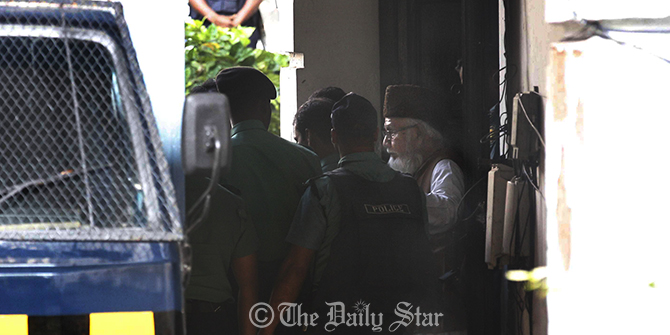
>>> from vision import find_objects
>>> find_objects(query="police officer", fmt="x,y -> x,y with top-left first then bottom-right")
215,67 -> 321,305
184,81 -> 259,335
293,97 -> 340,173
260,93 -> 445,335
292,87 -> 346,172
184,184 -> 258,335
189,0 -> 263,47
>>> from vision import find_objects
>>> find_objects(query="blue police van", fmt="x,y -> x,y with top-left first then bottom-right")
0,1 -> 229,333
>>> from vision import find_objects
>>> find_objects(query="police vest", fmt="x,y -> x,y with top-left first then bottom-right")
311,168 -> 444,334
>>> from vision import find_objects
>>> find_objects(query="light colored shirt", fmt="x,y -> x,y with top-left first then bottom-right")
425,159 -> 465,235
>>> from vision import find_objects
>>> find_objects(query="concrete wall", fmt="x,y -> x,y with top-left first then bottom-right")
506,1 -> 565,334
544,35 -> 670,335
285,0 -> 380,140
540,1 -> 670,335
515,1 -> 670,335
121,0 -> 186,217
508,0 -> 564,96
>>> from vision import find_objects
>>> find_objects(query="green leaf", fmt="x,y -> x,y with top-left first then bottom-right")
185,18 -> 286,135
266,73 -> 280,87
506,270 -> 530,282
239,56 -> 256,67
269,110 -> 280,136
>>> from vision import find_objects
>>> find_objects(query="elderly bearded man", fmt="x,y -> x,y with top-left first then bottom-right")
383,84 -> 467,334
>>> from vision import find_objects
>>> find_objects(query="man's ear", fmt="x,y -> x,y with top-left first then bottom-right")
412,123 -> 421,137
331,128 -> 338,146
410,124 -> 422,144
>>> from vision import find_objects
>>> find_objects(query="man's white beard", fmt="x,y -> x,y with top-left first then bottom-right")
388,152 -> 424,174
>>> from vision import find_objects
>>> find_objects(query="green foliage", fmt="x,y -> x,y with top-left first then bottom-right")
506,267 -> 548,297
185,18 -> 288,135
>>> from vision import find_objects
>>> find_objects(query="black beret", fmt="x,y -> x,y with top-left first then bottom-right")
331,93 -> 377,138
215,67 -> 277,100
383,85 -> 454,134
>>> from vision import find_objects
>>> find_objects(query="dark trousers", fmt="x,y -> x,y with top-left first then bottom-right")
185,299 -> 237,335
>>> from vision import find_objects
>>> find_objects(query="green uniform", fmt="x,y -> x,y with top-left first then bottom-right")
221,119 -> 321,262
319,153 -> 340,173
286,152 -> 429,290
185,183 -> 258,303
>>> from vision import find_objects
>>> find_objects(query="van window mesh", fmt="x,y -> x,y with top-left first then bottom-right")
0,1 -> 181,241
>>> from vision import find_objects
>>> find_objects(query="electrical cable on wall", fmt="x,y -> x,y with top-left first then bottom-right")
517,95 -> 546,148
522,163 -> 543,200
479,124 -> 509,144
486,64 -> 518,159
456,175 -> 486,223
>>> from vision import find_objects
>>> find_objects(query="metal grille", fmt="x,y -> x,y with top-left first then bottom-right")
0,1 -> 181,241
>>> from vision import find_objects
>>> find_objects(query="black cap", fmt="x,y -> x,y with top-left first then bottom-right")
331,93 -> 377,139
384,84 -> 456,135
215,67 -> 277,100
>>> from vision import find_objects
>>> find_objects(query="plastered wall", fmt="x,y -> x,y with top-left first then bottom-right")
293,0 -> 381,121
